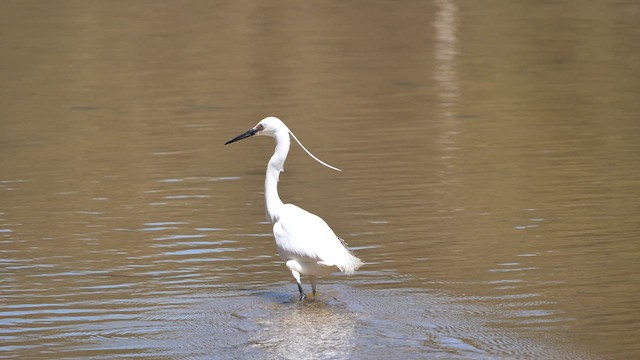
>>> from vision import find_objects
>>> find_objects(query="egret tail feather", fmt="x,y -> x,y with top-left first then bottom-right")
342,253 -> 363,275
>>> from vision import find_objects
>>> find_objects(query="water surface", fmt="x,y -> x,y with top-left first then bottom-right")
1,1 -> 639,359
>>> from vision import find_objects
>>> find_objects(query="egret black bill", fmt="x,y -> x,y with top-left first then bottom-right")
225,128 -> 258,145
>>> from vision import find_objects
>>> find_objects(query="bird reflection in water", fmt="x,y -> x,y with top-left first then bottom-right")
251,300 -> 357,359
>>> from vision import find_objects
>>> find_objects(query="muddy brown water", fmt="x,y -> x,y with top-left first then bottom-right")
1,1 -> 639,359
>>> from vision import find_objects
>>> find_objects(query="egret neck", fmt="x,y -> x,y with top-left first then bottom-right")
264,129 -> 290,224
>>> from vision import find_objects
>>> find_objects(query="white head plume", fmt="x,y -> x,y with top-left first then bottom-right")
288,129 -> 342,172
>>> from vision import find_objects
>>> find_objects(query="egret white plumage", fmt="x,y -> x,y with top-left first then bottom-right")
225,116 -> 363,301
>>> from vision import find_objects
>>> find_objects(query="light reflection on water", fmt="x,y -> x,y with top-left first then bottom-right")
0,286 -> 584,359
0,200 -> 593,359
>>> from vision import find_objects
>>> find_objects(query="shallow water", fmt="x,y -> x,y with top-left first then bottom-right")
1,1 -> 639,359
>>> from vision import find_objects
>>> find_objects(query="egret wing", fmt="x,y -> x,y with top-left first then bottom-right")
273,204 -> 354,268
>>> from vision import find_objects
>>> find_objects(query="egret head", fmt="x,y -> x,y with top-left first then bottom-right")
255,116 -> 288,137
225,116 -> 342,172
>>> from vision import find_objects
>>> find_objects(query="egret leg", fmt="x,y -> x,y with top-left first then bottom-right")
297,283 -> 306,301
291,270 -> 306,301
310,276 -> 317,297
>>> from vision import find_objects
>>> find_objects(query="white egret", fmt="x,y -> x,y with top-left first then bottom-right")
225,117 -> 363,301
